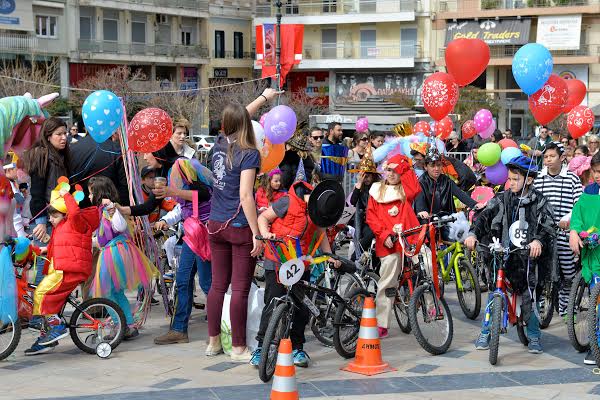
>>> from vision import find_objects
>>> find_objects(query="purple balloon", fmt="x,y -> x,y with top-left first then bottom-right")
474,109 -> 493,133
486,161 -> 508,185
264,105 -> 297,144
479,119 -> 496,139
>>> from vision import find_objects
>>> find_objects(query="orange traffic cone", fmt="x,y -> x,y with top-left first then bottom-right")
270,338 -> 299,400
341,296 -> 396,376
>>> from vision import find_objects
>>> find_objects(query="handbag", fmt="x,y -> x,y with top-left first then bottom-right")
183,193 -> 211,261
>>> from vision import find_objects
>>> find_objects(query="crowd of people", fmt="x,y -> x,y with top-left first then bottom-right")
2,87 -> 600,369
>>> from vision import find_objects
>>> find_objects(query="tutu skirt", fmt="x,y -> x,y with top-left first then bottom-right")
91,235 -> 156,297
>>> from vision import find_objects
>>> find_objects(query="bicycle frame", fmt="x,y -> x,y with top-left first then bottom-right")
436,241 -> 468,291
483,254 -> 519,333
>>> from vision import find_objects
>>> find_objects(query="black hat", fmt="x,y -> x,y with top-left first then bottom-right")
152,142 -> 180,178
141,166 -> 155,178
308,180 -> 345,228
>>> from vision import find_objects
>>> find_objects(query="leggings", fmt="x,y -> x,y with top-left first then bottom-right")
108,289 -> 134,325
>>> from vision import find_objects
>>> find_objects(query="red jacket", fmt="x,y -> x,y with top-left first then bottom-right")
256,187 -> 286,210
46,193 -> 100,276
366,167 -> 421,257
264,182 -> 317,264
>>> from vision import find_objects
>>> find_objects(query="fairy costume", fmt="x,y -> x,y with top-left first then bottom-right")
90,206 -> 156,325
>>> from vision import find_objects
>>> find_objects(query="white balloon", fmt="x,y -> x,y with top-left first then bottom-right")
252,120 -> 265,151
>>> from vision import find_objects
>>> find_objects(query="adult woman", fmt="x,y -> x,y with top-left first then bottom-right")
206,88 -> 279,361
170,117 -> 196,159
347,132 -> 369,164
22,117 -> 70,284
445,131 -> 467,153
587,134 -> 599,156
370,131 -> 385,149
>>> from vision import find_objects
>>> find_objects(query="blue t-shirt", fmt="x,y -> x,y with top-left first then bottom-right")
584,182 -> 600,195
209,134 -> 261,226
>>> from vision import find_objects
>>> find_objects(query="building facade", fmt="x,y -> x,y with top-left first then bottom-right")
435,0 -> 600,138
254,0 -> 435,130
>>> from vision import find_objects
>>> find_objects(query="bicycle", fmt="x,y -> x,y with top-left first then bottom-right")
397,215 -> 455,355
481,239 -> 530,365
586,281 -> 600,366
255,236 -> 369,382
153,225 -> 181,316
566,270 -> 590,352
0,238 -> 127,360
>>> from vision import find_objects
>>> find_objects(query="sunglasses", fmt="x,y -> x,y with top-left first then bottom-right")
359,137 -> 368,142
311,135 -> 324,140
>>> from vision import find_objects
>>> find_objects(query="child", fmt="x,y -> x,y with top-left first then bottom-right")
465,156 -> 555,354
140,166 -> 177,224
366,154 -> 421,338
255,168 -> 285,211
534,142 -> 582,318
26,182 -> 100,355
569,152 -> 600,365
88,176 -> 156,340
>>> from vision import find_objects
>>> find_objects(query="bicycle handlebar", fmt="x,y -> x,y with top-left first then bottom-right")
255,235 -> 286,244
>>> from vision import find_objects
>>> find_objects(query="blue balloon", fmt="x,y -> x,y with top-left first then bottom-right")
373,139 -> 400,163
512,44 -> 553,95
82,90 -> 123,143
500,147 -> 522,165
401,140 -> 413,158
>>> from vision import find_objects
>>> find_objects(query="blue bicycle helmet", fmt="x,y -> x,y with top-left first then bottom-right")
505,155 -> 538,177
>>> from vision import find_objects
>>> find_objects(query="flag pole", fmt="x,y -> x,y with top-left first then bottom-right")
274,0 -> 282,91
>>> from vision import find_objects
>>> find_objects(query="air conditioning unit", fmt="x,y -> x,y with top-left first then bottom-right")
156,14 -> 168,24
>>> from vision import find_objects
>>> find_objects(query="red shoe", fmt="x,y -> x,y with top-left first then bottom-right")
378,327 -> 389,339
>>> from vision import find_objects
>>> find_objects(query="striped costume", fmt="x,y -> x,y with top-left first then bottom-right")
534,164 -> 582,315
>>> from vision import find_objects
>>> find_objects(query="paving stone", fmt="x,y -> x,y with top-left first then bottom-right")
406,364 -> 439,374
150,378 -> 191,389
203,362 -> 241,372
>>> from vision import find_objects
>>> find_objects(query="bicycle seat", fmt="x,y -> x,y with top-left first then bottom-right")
321,253 -> 356,274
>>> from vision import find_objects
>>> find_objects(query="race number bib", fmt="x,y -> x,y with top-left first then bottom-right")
278,258 -> 305,286
509,220 -> 529,248
336,205 -> 356,226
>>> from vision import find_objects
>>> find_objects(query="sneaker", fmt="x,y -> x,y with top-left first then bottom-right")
27,318 -> 44,332
584,349 -> 596,365
154,330 -> 189,345
292,349 -> 310,368
206,342 -> 224,357
124,327 -> 139,341
528,337 -> 543,354
150,297 -> 160,306
249,348 -> 261,367
38,324 -> 68,346
475,332 -> 490,350
24,337 -> 58,356
378,327 -> 389,339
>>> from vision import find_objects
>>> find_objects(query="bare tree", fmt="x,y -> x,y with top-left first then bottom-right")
279,90 -> 327,129
0,58 -> 60,98
208,78 -> 270,119
146,90 -> 202,125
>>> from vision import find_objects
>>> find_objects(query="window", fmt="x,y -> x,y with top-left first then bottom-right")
360,29 -> 376,59
181,27 -> 192,46
234,32 -> 243,59
321,28 -> 337,59
36,16 -> 57,38
103,10 -> 119,42
323,0 -> 337,13
131,13 -> 146,44
400,28 -> 417,58
215,30 -> 225,58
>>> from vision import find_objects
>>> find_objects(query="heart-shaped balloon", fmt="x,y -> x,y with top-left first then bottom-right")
461,120 -> 477,139
528,74 -> 568,125
82,90 -> 122,143
563,79 -> 587,113
421,72 -> 459,121
445,39 -> 490,87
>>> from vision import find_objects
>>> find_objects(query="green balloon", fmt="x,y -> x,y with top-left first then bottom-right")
477,143 -> 502,167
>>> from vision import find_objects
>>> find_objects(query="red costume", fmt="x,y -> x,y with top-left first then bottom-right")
256,187 -> 286,210
142,187 -> 177,223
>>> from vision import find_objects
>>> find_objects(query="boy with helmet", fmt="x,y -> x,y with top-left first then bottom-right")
465,156 -> 556,354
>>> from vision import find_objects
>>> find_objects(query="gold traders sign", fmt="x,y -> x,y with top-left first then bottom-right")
445,19 -> 531,46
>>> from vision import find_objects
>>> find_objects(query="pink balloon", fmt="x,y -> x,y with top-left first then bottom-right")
474,109 -> 493,133
479,120 -> 496,139
356,117 -> 369,133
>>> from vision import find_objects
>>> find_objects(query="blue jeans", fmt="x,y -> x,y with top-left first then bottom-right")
171,241 -> 212,333
481,294 -> 541,339
32,222 -> 52,285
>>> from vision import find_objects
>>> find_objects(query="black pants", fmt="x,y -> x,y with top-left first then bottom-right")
256,270 -> 310,350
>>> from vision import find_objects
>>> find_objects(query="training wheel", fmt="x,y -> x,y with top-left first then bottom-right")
96,342 -> 112,359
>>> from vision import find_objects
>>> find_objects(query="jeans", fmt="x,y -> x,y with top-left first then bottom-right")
32,222 -> 52,285
481,294 -> 541,339
171,241 -> 212,333
206,221 -> 255,347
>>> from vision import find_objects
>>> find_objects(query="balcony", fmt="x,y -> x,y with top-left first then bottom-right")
77,39 -> 209,61
0,32 -> 38,53
437,0 -> 599,17
77,0 -> 209,17
213,50 -> 255,59
254,0 -> 416,25
297,41 -> 419,69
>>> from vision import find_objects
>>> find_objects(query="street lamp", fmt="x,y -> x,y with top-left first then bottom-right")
506,97 -> 514,133
274,0 -> 282,91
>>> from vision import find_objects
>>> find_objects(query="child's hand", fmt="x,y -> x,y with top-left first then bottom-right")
154,220 -> 168,231
464,236 -> 477,251
558,219 -> 570,230
58,187 -> 69,197
569,230 -> 583,255
529,240 -> 542,259
384,235 -> 394,249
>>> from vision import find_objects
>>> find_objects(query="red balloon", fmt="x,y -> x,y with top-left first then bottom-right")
422,72 -> 459,121
128,108 -> 173,152
414,121 -> 430,135
528,74 -> 568,125
498,138 -> 518,150
563,79 -> 587,113
445,39 -> 490,87
435,116 -> 453,140
567,105 -> 595,139
461,120 -> 477,139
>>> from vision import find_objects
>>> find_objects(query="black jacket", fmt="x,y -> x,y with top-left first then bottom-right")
414,173 -> 476,216
69,134 -> 130,207
279,150 -> 315,190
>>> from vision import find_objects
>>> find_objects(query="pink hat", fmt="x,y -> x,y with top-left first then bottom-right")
568,155 -> 591,177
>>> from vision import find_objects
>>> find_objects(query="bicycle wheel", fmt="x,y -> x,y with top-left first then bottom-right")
310,275 -> 336,347
0,316 -> 21,361
333,288 -> 369,359
259,302 -> 291,383
69,298 -> 126,355
362,272 -> 379,296
538,280 -> 555,329
341,272 -> 366,298
566,272 -> 589,352
488,294 -> 503,365
586,283 -> 600,366
408,284 -> 453,355
393,280 -> 411,334
455,257 -> 481,320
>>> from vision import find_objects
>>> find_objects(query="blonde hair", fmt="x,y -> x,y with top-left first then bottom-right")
378,179 -> 406,203
222,103 -> 257,168
173,117 -> 191,135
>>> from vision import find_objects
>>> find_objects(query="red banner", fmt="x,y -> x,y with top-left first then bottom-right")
256,24 -> 304,86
